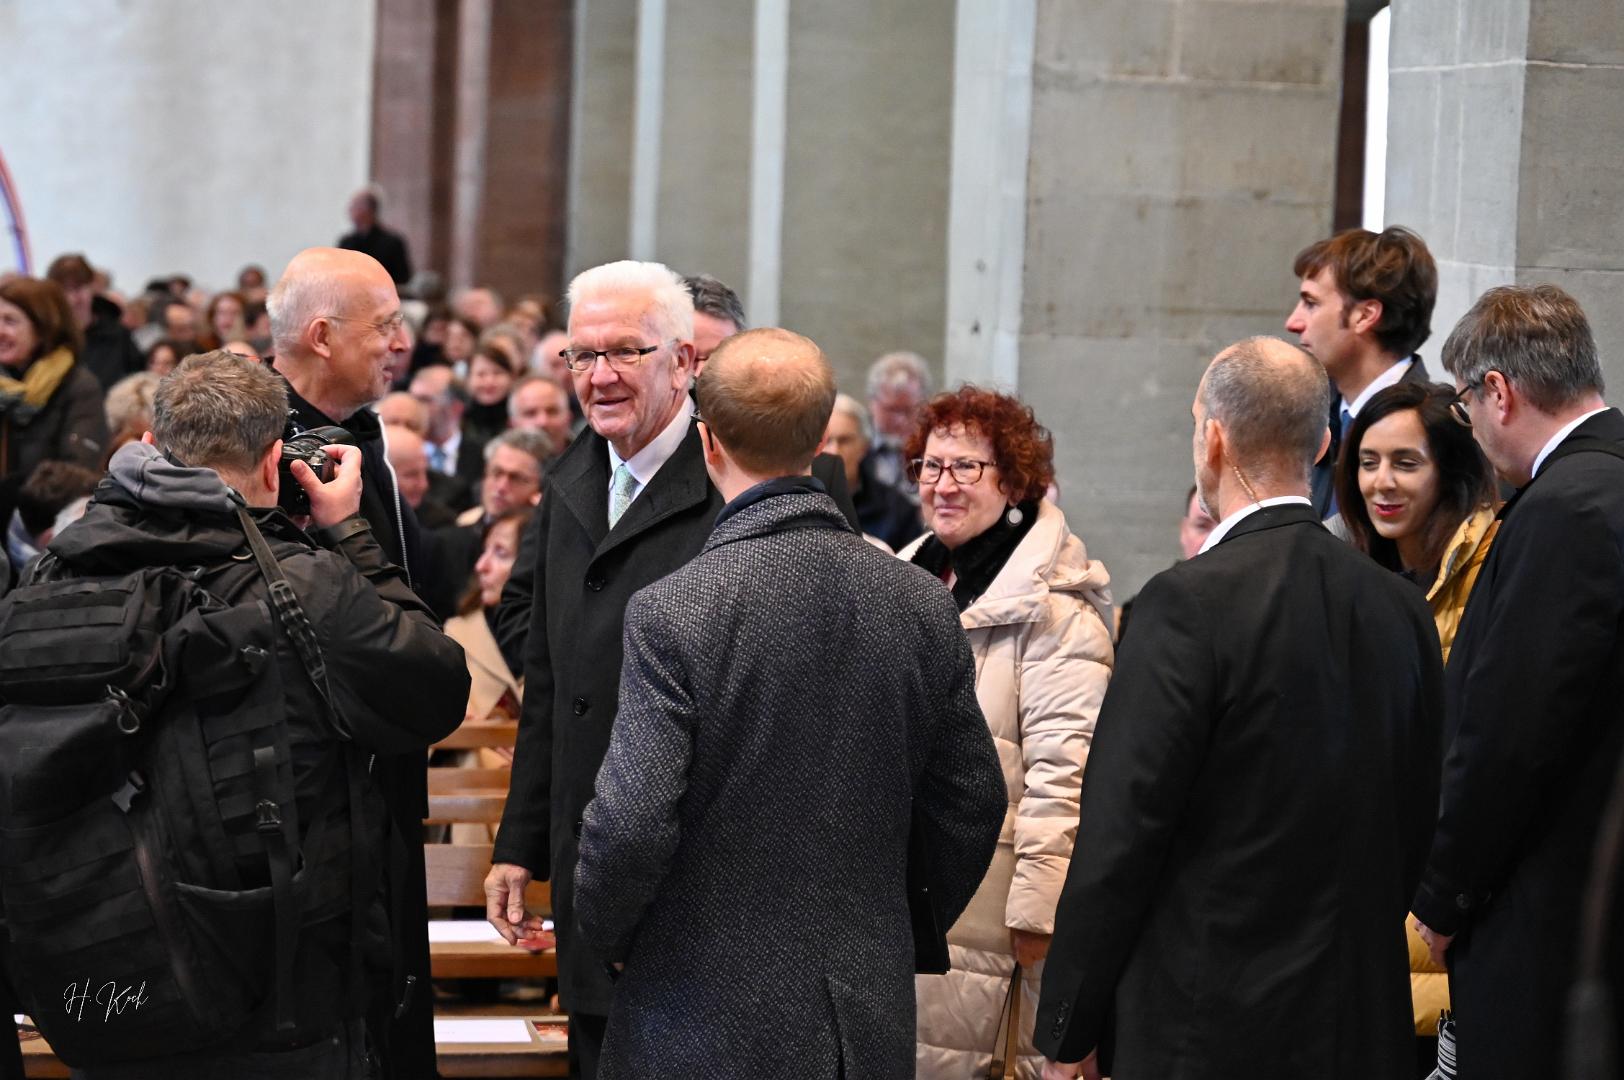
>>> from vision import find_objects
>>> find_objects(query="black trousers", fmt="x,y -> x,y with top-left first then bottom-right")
567,1013 -> 608,1080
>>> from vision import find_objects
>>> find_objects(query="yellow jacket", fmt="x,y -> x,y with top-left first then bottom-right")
1407,505 -> 1498,1033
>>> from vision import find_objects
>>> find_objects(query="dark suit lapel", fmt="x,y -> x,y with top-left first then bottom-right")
592,424 -> 712,561
549,430 -> 612,550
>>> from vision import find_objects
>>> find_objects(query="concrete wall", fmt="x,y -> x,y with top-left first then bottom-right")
1386,0 -> 1624,396
1018,0 -> 1347,599
0,0 -> 374,292
566,0 -> 638,276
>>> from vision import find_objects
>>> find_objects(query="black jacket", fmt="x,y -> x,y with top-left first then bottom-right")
1309,355 -> 1433,518
1035,504 -> 1443,1078
81,298 -> 146,391
492,420 -> 724,1015
37,444 -> 466,1052
1411,408 -> 1624,1077
574,485 -> 1003,1078
338,224 -> 414,285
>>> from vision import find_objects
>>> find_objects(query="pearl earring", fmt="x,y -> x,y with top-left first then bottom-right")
1005,506 -> 1023,526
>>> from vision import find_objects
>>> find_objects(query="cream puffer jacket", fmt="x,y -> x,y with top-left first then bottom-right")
903,500 -> 1114,1079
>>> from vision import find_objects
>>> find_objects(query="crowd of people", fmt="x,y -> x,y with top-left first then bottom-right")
0,211 -> 1618,1080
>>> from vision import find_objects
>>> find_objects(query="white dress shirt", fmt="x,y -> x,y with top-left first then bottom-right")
1341,357 -> 1414,420
1531,406 -> 1611,478
606,397 -> 694,507
1197,495 -> 1313,556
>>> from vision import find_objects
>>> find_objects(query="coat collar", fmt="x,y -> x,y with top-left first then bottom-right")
548,422 -> 715,560
1217,501 -> 1323,545
702,489 -> 851,554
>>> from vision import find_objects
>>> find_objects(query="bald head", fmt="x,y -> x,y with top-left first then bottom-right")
268,247 -> 395,356
1198,336 -> 1330,483
383,424 -> 430,509
696,328 -> 836,477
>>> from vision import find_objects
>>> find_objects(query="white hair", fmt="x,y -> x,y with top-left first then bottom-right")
830,392 -> 873,444
565,260 -> 694,343
266,268 -> 346,355
865,350 -> 932,400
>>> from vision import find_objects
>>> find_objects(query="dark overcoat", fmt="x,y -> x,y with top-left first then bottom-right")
1411,408 -> 1624,1077
574,486 -> 1005,1079
492,421 -> 724,1015
1035,504 -> 1445,1079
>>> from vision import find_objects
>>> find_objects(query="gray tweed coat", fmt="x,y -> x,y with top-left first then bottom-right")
575,484 -> 1005,1079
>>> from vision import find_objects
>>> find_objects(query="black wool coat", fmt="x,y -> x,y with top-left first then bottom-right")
1412,408 -> 1624,1077
1035,504 -> 1444,1080
492,420 -> 724,1016
574,486 -> 1004,1079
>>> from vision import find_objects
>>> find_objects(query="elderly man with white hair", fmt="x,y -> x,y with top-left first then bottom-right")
483,260 -> 722,1079
865,349 -> 933,498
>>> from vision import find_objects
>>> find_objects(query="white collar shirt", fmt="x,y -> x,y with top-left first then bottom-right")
606,397 -> 694,503
1531,406 -> 1611,478
1197,495 -> 1313,556
1341,357 -> 1414,419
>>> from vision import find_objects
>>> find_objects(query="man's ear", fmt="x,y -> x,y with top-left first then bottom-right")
1482,370 -> 1514,424
1349,297 -> 1384,338
1315,423 -> 1332,465
1203,417 -> 1226,473
140,431 -> 156,446
672,341 -> 696,383
698,420 -> 724,468
307,318 -> 334,361
263,439 -> 283,499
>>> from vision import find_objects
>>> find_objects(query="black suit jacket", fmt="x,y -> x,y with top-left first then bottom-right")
491,420 -> 725,1015
1309,355 -> 1433,518
1412,408 -> 1624,1077
1034,504 -> 1443,1078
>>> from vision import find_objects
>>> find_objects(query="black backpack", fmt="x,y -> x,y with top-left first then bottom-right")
0,508 -> 368,1067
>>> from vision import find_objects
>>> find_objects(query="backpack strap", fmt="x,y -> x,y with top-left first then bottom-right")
250,743 -> 299,1035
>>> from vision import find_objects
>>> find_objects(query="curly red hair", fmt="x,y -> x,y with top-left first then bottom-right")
903,386 -> 1054,503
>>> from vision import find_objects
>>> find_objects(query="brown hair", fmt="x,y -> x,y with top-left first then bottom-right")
904,386 -> 1055,503
695,328 -> 834,476
455,506 -> 536,617
45,254 -> 95,290
0,277 -> 83,363
1292,226 -> 1437,358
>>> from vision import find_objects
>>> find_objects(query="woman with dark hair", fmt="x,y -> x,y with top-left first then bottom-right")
200,290 -> 247,351
463,344 -> 518,447
901,386 -> 1114,1078
1334,380 -> 1497,1076
0,277 -> 108,495
443,505 -> 532,727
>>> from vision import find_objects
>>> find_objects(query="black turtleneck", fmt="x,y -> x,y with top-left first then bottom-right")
909,499 -> 1040,612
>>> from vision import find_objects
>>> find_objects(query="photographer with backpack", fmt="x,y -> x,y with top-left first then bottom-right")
0,349 -> 468,1079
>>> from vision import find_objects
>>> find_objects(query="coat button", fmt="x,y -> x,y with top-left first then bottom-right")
1455,893 -> 1472,911
585,573 -> 605,592
572,697 -> 589,716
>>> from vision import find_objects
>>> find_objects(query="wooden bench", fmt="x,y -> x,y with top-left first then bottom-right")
433,721 -> 519,751
425,843 -> 556,981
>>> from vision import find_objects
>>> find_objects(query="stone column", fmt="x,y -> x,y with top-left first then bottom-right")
1385,0 -> 1624,392
1014,0 -> 1348,598
565,0 -> 639,276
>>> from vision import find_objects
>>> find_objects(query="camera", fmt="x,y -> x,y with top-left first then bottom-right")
278,424 -> 356,515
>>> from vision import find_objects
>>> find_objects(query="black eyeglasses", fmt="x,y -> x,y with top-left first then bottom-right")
908,457 -> 997,486
1449,381 -> 1483,428
559,340 -> 672,373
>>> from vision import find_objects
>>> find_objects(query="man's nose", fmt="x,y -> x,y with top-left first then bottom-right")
1285,307 -> 1306,334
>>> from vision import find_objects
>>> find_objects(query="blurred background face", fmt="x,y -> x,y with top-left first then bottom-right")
1178,488 -> 1217,559
691,311 -> 736,372
1357,408 -> 1441,552
918,426 -> 1006,550
146,342 -> 178,375
475,517 -> 523,609
211,295 -> 244,340
468,353 -> 514,406
62,283 -> 94,329
481,444 -> 541,517
0,298 -> 40,367
386,431 -> 430,508
821,410 -> 868,490
870,383 -> 923,442
164,303 -> 197,343
444,320 -> 476,364
510,379 -> 572,452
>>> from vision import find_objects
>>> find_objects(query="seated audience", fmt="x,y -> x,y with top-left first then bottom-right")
822,392 -> 922,550
145,338 -> 181,375
454,286 -> 503,330
46,253 -> 143,390
384,422 -> 455,529
444,315 -> 478,369
464,345 -> 519,445
900,386 -> 1115,1077
236,263 -> 268,303
410,364 -> 478,505
7,459 -> 101,575
508,373 -> 574,458
376,389 -> 430,437
202,290 -> 247,351
445,505 -> 533,727
424,428 -> 547,620
159,298 -> 201,356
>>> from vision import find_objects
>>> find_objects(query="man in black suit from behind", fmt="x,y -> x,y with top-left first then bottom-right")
1035,337 -> 1444,1079
1286,226 -> 1438,518
1411,285 -> 1624,1078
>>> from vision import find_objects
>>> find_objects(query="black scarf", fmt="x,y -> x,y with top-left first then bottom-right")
910,499 -> 1039,612
713,474 -> 829,529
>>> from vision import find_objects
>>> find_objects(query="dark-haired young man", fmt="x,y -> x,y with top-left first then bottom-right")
1286,226 -> 1438,518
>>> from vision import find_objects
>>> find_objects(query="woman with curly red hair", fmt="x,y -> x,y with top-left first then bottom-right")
901,386 -> 1115,1078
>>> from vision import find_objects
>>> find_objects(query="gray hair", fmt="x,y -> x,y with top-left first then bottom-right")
865,350 -> 932,401
830,392 -> 873,444
266,266 -> 345,355
104,371 -> 163,437
1199,336 -> 1330,484
1441,284 -> 1602,412
153,350 -> 289,476
683,273 -> 747,330
508,373 -> 567,418
566,260 -> 694,344
483,426 -> 553,468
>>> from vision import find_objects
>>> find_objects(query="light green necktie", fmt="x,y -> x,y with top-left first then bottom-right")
608,463 -> 640,528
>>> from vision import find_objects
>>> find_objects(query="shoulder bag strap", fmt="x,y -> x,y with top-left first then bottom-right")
988,962 -> 1023,1079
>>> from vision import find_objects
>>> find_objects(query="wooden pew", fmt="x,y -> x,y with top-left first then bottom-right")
433,721 -> 518,751
424,843 -> 556,981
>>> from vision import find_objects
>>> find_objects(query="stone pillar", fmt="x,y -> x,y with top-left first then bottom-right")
565,0 -> 639,276
1385,0 -> 1624,393
1014,0 -> 1347,597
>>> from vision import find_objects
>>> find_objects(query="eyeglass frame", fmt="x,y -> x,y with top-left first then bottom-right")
321,311 -> 408,338
1448,379 -> 1485,428
559,339 -> 675,373
908,457 -> 999,486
